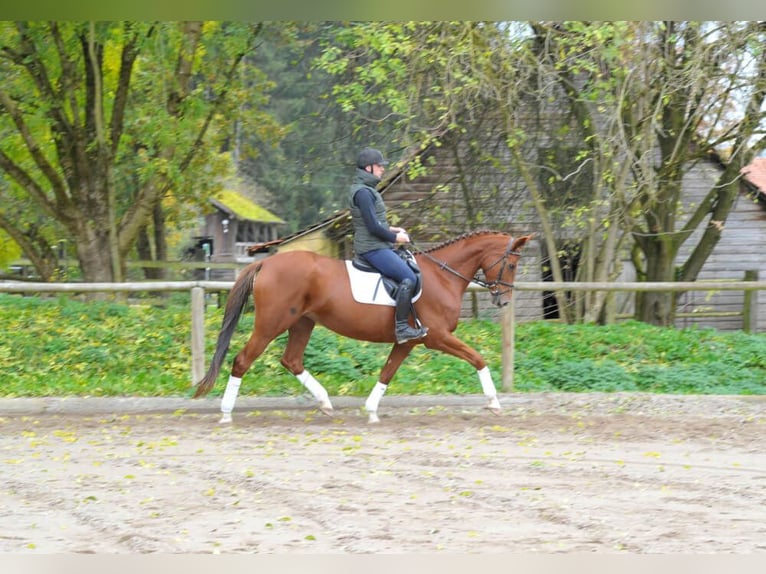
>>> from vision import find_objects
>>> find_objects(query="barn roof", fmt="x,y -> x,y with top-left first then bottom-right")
211,190 -> 285,224
741,157 -> 766,199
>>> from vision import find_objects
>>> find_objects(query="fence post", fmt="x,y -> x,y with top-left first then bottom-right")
501,296 -> 515,391
190,286 -> 206,384
743,270 -> 758,333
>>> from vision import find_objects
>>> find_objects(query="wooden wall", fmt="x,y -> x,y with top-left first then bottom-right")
379,138 -> 766,330
673,162 -> 766,331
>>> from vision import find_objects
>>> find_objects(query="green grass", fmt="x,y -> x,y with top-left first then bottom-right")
1,292 -> 764,398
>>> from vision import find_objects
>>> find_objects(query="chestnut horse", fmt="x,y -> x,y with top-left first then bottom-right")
193,230 -> 531,423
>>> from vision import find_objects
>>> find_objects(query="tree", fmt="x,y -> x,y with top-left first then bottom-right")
530,21 -> 766,325
238,23 -> 407,234
317,21 -> 766,326
316,22 -> 534,228
316,21 -> 609,321
0,21 -> 277,282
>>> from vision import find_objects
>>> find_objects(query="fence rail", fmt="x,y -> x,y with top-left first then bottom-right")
2,279 -> 764,392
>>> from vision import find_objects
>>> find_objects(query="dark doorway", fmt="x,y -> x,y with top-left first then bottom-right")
542,241 -> 581,319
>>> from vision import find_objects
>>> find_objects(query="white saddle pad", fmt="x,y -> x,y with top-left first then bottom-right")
345,261 -> 422,306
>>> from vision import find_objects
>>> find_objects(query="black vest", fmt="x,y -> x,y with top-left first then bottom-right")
348,169 -> 391,254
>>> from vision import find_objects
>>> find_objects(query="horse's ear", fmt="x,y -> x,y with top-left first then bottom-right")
511,234 -> 534,252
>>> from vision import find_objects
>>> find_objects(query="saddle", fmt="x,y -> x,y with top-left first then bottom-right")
346,249 -> 423,306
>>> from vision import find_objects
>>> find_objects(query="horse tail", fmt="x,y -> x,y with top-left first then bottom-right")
193,262 -> 261,398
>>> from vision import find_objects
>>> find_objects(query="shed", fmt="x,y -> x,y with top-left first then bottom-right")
197,190 -> 286,279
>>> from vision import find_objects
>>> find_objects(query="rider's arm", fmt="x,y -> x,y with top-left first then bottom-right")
353,188 -> 398,243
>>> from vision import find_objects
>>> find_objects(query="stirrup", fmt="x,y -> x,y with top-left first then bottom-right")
395,325 -> 428,344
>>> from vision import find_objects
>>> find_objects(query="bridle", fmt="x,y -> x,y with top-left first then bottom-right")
413,238 -> 520,307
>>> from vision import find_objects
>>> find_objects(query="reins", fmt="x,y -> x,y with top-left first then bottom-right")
409,238 -> 520,306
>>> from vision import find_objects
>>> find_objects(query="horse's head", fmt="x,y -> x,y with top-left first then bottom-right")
481,234 -> 532,307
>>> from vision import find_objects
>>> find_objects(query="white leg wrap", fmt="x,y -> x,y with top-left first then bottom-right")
478,366 -> 497,398
221,375 -> 242,414
297,370 -> 333,415
365,382 -> 388,413
478,367 -> 502,415
296,370 -> 329,402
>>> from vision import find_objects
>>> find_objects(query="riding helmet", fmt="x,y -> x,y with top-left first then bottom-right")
357,147 -> 389,168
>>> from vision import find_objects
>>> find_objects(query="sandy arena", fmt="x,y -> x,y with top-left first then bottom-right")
1,392 -> 765,553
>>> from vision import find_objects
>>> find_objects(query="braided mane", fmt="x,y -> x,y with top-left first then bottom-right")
420,230 -> 511,253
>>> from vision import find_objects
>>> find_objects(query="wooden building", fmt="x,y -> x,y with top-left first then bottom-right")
196,190 -> 286,279
613,155 -> 766,331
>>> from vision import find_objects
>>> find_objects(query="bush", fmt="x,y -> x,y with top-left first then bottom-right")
1,293 -> 764,397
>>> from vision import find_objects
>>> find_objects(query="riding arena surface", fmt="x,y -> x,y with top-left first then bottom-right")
1,392 -> 765,554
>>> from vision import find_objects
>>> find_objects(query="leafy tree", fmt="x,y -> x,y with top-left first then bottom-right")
239,23 -> 403,234
0,21 -> 279,282
317,21 -> 766,326
315,21 -> 537,247
530,21 -> 766,325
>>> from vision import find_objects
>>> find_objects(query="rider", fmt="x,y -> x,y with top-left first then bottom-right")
349,147 -> 428,344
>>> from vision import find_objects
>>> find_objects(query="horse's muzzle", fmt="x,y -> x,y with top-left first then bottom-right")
490,285 -> 514,307
491,292 -> 511,307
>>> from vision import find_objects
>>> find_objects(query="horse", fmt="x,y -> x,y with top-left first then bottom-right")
193,230 -> 532,424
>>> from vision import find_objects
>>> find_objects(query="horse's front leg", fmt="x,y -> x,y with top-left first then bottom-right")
424,333 -> 502,415
478,366 -> 502,415
365,343 -> 413,423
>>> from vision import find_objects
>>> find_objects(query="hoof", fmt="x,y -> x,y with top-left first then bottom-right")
319,401 -> 334,417
486,397 -> 502,416
219,412 -> 233,424
367,411 -> 380,424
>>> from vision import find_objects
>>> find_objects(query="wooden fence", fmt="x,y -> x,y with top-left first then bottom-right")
1,279 -> 765,392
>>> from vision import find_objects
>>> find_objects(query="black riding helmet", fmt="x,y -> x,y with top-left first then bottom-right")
357,147 -> 389,169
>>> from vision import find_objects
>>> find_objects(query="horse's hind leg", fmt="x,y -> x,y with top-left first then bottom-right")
280,317 -> 333,416
219,323 -> 281,424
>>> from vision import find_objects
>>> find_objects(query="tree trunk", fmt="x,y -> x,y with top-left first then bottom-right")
634,236 -> 677,326
73,222 -> 116,283
135,204 -> 168,281
152,204 -> 167,280
136,226 -> 157,280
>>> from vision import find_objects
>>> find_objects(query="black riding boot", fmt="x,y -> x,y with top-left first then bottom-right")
394,279 -> 428,344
